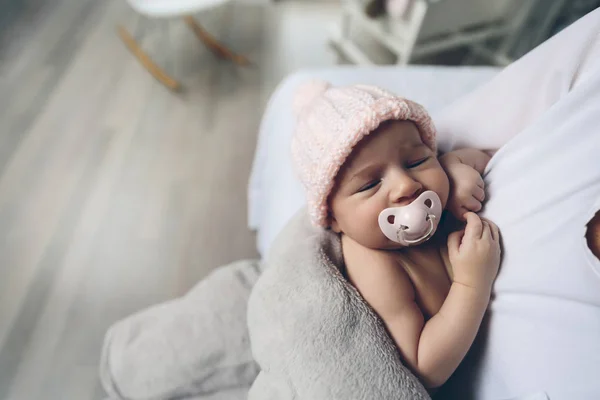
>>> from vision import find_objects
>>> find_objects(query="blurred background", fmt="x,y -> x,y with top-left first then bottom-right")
0,0 -> 598,399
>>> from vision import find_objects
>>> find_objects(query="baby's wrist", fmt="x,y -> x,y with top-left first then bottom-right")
452,277 -> 493,299
439,152 -> 460,167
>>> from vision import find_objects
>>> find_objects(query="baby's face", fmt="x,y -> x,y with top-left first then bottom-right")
329,120 -> 449,250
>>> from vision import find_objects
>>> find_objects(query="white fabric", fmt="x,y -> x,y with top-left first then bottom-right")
248,65 -> 501,255
435,8 -> 600,400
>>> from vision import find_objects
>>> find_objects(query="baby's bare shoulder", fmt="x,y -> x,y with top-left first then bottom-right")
342,236 -> 415,309
342,235 -> 398,272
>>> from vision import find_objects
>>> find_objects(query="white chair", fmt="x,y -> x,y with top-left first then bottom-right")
118,0 -> 250,90
331,0 -> 538,66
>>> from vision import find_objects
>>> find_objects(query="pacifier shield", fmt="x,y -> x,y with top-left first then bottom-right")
378,191 -> 442,246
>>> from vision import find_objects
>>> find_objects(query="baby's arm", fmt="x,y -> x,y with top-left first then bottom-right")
342,214 -> 500,389
440,148 -> 493,220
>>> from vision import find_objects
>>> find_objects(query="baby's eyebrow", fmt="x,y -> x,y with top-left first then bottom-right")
348,164 -> 380,182
403,142 -> 427,151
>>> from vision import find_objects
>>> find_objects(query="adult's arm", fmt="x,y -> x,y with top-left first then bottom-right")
434,9 -> 600,153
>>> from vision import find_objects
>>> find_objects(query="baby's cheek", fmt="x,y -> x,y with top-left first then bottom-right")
427,168 -> 450,208
353,204 -> 375,230
361,200 -> 390,242
345,203 -> 375,242
439,173 -> 451,208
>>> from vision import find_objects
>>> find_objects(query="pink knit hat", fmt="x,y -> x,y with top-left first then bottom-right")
291,80 -> 437,227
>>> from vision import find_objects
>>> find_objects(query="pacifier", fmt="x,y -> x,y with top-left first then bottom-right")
378,190 -> 442,246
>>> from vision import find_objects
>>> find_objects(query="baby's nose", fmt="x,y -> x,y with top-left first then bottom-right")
390,177 -> 422,205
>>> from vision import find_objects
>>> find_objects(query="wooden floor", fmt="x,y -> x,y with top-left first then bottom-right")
0,1 -> 338,399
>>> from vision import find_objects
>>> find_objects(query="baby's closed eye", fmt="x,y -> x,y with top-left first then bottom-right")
406,157 -> 430,169
357,179 -> 381,193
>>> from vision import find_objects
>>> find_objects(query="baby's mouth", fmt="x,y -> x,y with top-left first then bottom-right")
378,191 -> 442,246
396,215 -> 437,245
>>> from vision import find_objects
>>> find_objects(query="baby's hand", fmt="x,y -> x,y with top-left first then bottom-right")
444,162 -> 486,221
447,213 -> 501,292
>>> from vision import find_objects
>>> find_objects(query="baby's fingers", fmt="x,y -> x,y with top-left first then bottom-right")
486,219 -> 500,242
476,175 -> 485,189
464,212 -> 483,239
457,207 -> 469,221
473,185 -> 485,202
464,197 -> 483,212
448,230 -> 464,255
482,220 -> 492,240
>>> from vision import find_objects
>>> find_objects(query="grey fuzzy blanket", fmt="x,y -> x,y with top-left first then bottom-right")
99,210 -> 429,400
100,260 -> 261,400
247,209 -> 430,400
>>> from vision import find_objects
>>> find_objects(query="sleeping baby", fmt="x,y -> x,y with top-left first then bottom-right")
291,81 -> 501,389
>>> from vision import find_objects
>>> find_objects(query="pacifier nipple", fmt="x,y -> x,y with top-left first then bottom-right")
378,191 -> 442,246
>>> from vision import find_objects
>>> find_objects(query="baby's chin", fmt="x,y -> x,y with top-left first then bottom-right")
362,228 -> 441,251
378,241 -> 407,251
352,236 -> 407,251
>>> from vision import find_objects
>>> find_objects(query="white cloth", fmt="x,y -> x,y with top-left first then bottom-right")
435,8 -> 600,400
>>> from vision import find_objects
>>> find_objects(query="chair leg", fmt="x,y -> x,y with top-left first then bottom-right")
117,25 -> 181,91
183,16 -> 251,66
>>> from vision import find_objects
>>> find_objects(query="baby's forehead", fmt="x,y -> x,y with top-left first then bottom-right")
374,120 -> 423,142
335,128 -> 426,180
351,123 -> 425,159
